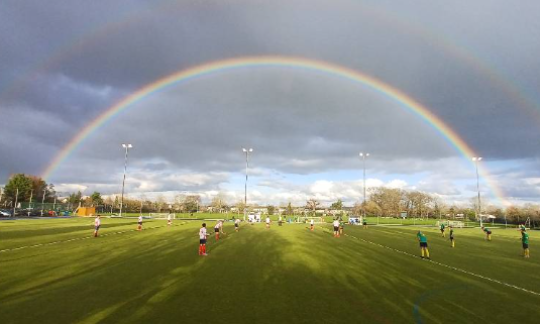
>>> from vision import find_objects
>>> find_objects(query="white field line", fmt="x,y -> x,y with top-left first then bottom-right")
341,231 -> 540,297
0,222 -> 189,253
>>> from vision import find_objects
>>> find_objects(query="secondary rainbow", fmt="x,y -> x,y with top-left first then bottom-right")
41,56 -> 508,205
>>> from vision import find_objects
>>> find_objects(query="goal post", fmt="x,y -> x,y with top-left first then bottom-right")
149,213 -> 174,219
436,220 -> 464,228
296,216 -> 324,224
447,220 -> 464,228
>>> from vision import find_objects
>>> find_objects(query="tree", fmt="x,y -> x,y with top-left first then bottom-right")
235,200 -> 246,214
155,195 -> 167,213
68,191 -> 83,205
306,198 -> 320,216
506,206 -> 521,224
267,205 -> 275,215
330,199 -> 343,211
89,192 -> 104,206
211,193 -> 227,213
173,194 -> 185,212
184,196 -> 201,213
352,201 -> 363,216
432,196 -> 447,219
364,201 -> 382,216
4,174 -> 34,203
286,202 -> 294,216
369,187 -> 402,217
29,175 -> 55,203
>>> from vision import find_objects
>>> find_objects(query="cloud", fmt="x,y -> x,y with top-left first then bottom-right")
2,0 -> 540,206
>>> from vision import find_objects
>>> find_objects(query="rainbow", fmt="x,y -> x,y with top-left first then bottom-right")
40,56 -> 508,205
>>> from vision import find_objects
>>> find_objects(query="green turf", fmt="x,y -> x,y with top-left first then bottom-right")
1,218 -> 539,323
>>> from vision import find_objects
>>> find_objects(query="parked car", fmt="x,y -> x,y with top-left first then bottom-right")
0,209 -> 13,217
19,208 -> 42,216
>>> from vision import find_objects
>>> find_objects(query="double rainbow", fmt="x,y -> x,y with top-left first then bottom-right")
41,56 -> 507,205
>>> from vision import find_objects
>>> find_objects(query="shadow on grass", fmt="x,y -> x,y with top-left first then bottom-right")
2,224 -> 538,324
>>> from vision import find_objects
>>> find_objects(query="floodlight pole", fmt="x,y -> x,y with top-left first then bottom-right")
29,189 -> 33,209
359,153 -> 369,220
13,188 -> 19,217
119,143 -> 133,217
41,188 -> 46,216
472,157 -> 482,227
28,189 -> 34,216
242,148 -> 253,221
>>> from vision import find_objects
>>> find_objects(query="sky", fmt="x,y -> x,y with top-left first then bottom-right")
1,0 -> 540,207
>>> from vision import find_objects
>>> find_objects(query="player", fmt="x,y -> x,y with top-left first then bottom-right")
199,223 -> 208,256
440,223 -> 446,237
333,219 -> 340,237
417,231 -> 430,259
266,216 -> 271,229
449,226 -> 455,247
339,220 -> 344,236
137,215 -> 143,231
93,215 -> 101,237
521,229 -> 530,258
363,218 -> 368,229
235,218 -> 241,232
482,226 -> 492,241
214,221 -> 221,240
310,218 -> 314,231
167,213 -> 172,226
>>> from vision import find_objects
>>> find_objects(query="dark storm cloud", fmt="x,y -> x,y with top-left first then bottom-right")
2,0 -> 540,203
58,72 -> 457,177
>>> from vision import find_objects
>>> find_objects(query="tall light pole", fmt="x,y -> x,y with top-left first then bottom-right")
359,152 -> 369,220
472,157 -> 482,227
13,188 -> 19,217
40,188 -> 46,216
242,148 -> 253,221
119,143 -> 133,217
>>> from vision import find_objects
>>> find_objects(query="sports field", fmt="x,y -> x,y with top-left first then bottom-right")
1,218 -> 539,324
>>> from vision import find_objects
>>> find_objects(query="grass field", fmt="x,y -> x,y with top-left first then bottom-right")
1,217 -> 539,324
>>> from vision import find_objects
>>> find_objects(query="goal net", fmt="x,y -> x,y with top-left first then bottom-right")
149,213 -> 174,219
297,216 -> 324,224
436,220 -> 463,228
447,221 -> 464,228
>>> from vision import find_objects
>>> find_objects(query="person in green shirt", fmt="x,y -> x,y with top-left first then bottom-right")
417,231 -> 430,259
449,226 -> 455,248
440,223 -> 446,237
482,226 -> 492,241
339,221 -> 344,236
521,230 -> 530,258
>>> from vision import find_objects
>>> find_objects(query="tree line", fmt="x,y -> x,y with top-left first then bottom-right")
2,174 -> 540,224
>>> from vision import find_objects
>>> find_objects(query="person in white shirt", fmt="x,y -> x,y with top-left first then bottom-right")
333,219 -> 340,237
235,218 -> 241,232
167,213 -> 172,226
138,215 -> 143,231
94,215 -> 101,237
266,216 -> 271,228
310,219 -> 314,231
214,221 -> 221,240
199,223 -> 208,256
